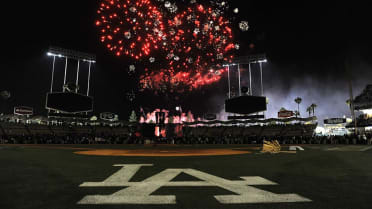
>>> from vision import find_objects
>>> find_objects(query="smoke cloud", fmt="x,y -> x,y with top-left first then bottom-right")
211,60 -> 372,124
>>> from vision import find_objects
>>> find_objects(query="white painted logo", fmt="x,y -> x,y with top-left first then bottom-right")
78,164 -> 311,205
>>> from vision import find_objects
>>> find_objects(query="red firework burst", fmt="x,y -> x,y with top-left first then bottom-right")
96,0 -> 165,59
164,4 -> 235,73
139,67 -> 228,93
139,3 -> 236,92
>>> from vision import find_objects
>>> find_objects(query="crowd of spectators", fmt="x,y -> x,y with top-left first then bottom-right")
0,122 -> 371,145
0,134 -> 140,144
1,132 -> 372,145
162,134 -> 372,145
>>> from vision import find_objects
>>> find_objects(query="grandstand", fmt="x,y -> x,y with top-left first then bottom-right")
0,119 -> 317,144
27,124 -> 53,135
0,122 -> 131,137
183,124 -> 317,138
0,122 -> 29,136
347,84 -> 372,133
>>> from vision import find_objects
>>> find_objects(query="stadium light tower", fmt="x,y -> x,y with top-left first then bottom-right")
224,54 -> 267,98
257,59 -> 268,96
223,63 -> 238,99
47,53 -> 57,93
47,46 -> 96,96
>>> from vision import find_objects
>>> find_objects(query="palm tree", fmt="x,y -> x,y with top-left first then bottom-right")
294,110 -> 300,118
294,97 -> 302,117
346,99 -> 352,111
306,106 -> 312,117
310,103 -> 318,116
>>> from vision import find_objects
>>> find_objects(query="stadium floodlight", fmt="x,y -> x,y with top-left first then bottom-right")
223,63 -> 238,67
229,54 -> 267,65
258,59 -> 268,63
223,54 -> 268,99
251,59 -> 267,64
47,46 -> 96,97
82,59 -> 96,64
48,46 -> 96,63
48,52 -> 65,58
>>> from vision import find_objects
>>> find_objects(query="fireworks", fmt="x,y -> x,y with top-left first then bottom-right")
140,3 -> 235,92
139,67 -> 228,92
164,4 -> 235,73
96,0 -> 165,59
239,21 -> 249,32
95,0 -> 246,92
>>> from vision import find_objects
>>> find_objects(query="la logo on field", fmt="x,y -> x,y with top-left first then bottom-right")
78,164 -> 311,205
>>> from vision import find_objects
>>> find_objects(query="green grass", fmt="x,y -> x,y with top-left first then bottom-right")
1,145 -> 372,209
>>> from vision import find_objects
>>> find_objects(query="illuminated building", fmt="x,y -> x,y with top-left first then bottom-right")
347,85 -> 372,133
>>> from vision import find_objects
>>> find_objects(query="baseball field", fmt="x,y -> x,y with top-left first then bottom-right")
1,144 -> 372,209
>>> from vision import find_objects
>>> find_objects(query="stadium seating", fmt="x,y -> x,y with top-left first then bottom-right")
183,124 -> 317,138
0,121 -> 318,145
110,126 -> 130,136
0,123 -> 29,136
72,126 -> 93,135
27,124 -> 53,135
94,126 -> 112,135
50,125 -> 74,136
242,125 -> 262,136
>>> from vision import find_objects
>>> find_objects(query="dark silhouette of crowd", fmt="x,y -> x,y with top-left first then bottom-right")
161,134 -> 372,145
1,131 -> 372,145
0,133 -> 142,145
0,121 -> 371,145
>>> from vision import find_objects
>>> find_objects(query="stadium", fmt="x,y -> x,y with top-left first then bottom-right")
1,1 -> 372,209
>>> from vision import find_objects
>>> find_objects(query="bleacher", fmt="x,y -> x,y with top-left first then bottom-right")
27,124 -> 52,135
0,123 -> 29,136
242,125 -> 262,136
72,126 -> 93,135
0,121 -> 317,141
0,121 -> 136,138
261,125 -> 283,136
282,125 -> 303,137
94,126 -> 113,135
110,126 -> 130,136
205,127 -> 226,137
49,125 -> 74,136
184,124 -> 317,138
347,118 -> 372,128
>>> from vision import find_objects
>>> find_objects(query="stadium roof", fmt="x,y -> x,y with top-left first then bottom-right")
354,84 -> 372,110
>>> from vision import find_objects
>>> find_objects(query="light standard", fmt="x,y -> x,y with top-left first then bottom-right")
47,47 -> 96,96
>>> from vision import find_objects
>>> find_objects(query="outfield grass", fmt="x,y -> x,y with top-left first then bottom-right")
1,144 -> 372,209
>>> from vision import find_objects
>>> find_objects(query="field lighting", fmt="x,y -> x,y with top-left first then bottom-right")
47,46 -> 96,63
47,46 -> 96,96
224,54 -> 267,98
47,52 -> 64,58
362,109 -> 372,118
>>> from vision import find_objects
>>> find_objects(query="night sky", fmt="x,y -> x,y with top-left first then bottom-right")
1,1 -> 371,122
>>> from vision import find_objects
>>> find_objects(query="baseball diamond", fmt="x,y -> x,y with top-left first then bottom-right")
1,144 -> 372,209
1,2 -> 372,209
